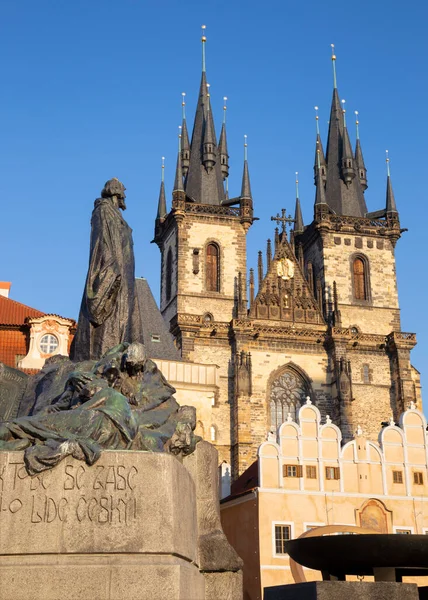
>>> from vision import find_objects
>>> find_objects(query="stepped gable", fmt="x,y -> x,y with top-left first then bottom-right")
250,232 -> 324,325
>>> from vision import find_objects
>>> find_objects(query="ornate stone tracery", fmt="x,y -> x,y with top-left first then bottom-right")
269,367 -> 309,430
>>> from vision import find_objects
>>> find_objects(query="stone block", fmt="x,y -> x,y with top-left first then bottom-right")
263,581 -> 419,600
0,450 -> 206,600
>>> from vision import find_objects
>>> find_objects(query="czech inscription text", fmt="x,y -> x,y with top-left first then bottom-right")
0,460 -> 138,526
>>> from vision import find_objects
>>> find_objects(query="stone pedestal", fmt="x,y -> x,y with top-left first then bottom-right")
0,448 -> 238,600
263,581 -> 419,600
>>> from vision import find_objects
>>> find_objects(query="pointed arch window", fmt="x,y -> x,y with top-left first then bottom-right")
206,243 -> 220,292
352,255 -> 370,302
165,248 -> 173,302
269,368 -> 310,430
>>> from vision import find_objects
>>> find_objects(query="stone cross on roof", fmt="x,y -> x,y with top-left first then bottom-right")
271,208 -> 295,235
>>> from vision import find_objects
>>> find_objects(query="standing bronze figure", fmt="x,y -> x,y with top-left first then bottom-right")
71,178 -> 141,361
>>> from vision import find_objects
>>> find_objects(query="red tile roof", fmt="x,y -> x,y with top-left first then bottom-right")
0,294 -> 45,326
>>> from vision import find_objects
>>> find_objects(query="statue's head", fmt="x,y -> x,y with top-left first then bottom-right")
122,342 -> 147,374
101,178 -> 126,210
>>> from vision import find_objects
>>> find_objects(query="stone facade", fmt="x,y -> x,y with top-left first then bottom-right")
153,52 -> 421,482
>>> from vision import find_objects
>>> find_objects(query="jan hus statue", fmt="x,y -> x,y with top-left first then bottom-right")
71,178 -> 142,361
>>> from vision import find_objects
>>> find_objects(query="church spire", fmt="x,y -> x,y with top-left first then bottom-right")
181,93 -> 190,177
156,156 -> 167,220
324,45 -> 367,217
313,106 -> 326,185
340,100 -> 356,185
184,25 -> 225,205
219,96 -> 229,179
385,150 -> 398,213
241,135 -> 252,200
294,172 -> 304,234
354,111 -> 367,191
173,127 -> 184,192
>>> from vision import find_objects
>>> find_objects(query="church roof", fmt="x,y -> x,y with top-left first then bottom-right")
135,278 -> 181,361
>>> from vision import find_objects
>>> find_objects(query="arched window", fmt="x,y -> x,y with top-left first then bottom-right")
352,256 -> 368,301
269,368 -> 310,430
206,243 -> 220,292
165,248 -> 173,301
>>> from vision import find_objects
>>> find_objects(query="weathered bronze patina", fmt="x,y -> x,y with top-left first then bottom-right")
0,342 -> 200,475
70,178 -> 142,361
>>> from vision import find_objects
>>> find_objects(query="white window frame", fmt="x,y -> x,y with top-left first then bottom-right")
272,521 -> 294,558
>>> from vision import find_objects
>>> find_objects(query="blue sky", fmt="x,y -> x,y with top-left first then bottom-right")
1,1 -> 427,399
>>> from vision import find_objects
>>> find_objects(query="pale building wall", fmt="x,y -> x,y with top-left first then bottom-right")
222,403 -> 428,598
19,315 -> 74,370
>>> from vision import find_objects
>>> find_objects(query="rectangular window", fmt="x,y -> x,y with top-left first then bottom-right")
283,464 -> 303,478
393,470 -> 403,484
306,465 -> 317,479
151,334 -> 161,343
325,466 -> 340,480
274,525 -> 291,554
414,472 -> 424,485
396,529 -> 411,534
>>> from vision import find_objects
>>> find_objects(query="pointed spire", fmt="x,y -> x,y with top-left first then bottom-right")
313,106 -> 326,185
294,172 -> 304,234
385,150 -> 398,213
201,83 -> 217,172
324,46 -> 367,217
156,156 -> 167,219
219,96 -> 229,179
241,135 -> 252,200
181,93 -> 190,177
185,26 -> 225,205
267,239 -> 272,270
340,99 -> 356,185
249,268 -> 255,307
354,111 -> 367,191
258,251 -> 263,288
173,127 -> 184,192
315,145 -> 328,205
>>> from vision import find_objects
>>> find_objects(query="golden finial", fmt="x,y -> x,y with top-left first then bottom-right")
331,43 -> 337,88
386,149 -> 390,176
223,96 -> 228,124
341,99 -> 347,127
201,25 -> 207,71
295,171 -> 299,199
161,156 -> 165,183
314,105 -> 320,135
244,134 -> 248,161
181,92 -> 186,119
355,110 -> 360,139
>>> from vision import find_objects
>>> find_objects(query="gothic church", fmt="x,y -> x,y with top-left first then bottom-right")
153,36 -> 422,479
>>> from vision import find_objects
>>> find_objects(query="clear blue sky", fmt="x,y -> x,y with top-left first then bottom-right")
1,1 -> 427,399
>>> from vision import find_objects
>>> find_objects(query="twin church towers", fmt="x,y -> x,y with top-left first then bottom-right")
152,32 -> 420,478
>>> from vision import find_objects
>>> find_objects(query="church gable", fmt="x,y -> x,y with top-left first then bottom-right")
250,232 -> 324,326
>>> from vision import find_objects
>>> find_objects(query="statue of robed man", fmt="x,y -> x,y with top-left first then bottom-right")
71,179 -> 142,361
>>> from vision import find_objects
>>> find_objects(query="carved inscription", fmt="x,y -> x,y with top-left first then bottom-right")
0,461 -> 138,526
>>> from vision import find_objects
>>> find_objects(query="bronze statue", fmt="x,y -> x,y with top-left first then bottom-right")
70,178 -> 142,361
0,343 -> 200,474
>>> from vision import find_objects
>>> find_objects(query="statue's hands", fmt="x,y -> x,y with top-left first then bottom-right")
68,372 -> 93,393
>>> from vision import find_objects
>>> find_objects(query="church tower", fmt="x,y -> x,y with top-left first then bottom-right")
297,47 -> 418,439
154,38 -> 421,480
153,27 -> 254,367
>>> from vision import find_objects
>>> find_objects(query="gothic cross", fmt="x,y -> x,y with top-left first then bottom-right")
271,209 -> 295,234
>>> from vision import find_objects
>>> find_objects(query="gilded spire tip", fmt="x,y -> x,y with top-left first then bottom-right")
201,25 -> 207,72
181,92 -> 186,119
244,134 -> 248,161
223,96 -> 227,124
314,105 -> 320,134
331,43 -> 337,88
161,156 -> 165,182
354,110 -> 360,139
295,171 -> 299,199
341,99 -> 347,127
386,149 -> 390,176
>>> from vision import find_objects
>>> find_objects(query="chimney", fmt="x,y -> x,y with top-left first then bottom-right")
0,282 -> 11,298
